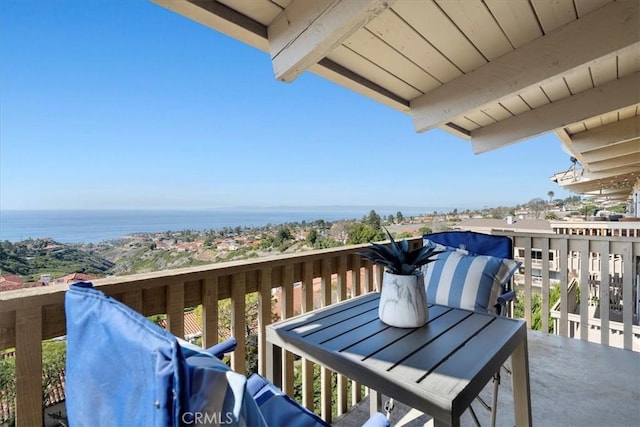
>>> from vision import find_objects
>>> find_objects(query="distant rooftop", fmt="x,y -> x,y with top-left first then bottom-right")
455,218 -> 552,234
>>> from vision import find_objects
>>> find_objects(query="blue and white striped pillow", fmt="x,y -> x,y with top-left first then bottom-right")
422,245 -> 520,314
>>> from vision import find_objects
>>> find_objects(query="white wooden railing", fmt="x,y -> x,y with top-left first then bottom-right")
0,241 -> 393,426
1,233 -> 639,425
494,231 -> 639,350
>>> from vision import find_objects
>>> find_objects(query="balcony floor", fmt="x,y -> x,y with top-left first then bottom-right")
333,331 -> 640,427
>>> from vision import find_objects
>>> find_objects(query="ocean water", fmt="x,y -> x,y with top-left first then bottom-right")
0,208 -> 428,244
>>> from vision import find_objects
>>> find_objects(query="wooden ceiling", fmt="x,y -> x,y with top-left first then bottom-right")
153,0 -> 640,201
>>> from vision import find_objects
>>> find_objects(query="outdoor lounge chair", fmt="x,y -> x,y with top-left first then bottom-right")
421,230 -> 520,427
65,281 -> 388,426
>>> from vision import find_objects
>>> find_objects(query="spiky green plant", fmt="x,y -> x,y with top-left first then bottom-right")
356,228 -> 442,275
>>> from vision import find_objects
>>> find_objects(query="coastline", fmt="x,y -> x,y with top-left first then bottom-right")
0,208 -> 437,244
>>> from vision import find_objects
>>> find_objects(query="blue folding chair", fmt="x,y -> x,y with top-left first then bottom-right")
65,282 -> 389,427
422,231 -> 520,427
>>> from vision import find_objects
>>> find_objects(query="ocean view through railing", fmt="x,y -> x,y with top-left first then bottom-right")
1,233 -> 638,425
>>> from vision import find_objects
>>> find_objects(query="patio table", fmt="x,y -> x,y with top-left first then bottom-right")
266,292 -> 531,427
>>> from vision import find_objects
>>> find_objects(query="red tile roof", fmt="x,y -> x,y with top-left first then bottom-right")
54,272 -> 101,285
157,310 -> 202,340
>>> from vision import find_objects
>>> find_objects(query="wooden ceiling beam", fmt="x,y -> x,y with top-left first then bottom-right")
571,115 -> 640,153
582,187 -> 634,197
585,155 -> 640,173
410,0 -> 639,133
470,73 -> 640,153
580,138 -> 640,164
268,0 -> 394,83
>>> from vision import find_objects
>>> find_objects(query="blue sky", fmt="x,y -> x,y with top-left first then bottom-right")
0,0 -> 573,212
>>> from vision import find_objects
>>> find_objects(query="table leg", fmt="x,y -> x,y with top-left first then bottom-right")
433,418 -> 458,427
511,336 -> 532,426
266,341 -> 282,388
369,389 -> 381,417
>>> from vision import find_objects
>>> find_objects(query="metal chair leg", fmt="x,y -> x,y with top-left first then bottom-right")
468,403 -> 482,427
490,372 -> 500,427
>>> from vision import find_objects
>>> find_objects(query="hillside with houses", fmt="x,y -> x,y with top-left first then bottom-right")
0,196 -> 625,292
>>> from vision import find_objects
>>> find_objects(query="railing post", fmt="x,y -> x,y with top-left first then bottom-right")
522,237 -> 533,326
336,255 -> 348,416
540,237 -> 550,333
258,267 -> 272,376
231,273 -> 247,374
166,282 -> 185,339
364,261 -> 374,293
281,264 -> 294,397
594,241 -> 610,346
202,276 -> 219,348
557,238 -> 569,337
350,255 -> 362,405
620,242 -> 633,350
15,306 -> 42,427
301,261 -> 315,412
576,240 -> 590,341
320,258 -> 333,422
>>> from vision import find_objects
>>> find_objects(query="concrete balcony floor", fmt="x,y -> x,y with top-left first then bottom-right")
333,331 -> 640,427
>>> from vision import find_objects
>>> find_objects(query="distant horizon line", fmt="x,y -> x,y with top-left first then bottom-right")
0,205 -> 466,213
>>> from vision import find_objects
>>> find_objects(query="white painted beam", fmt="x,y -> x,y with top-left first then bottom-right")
582,187 -> 634,197
586,155 -> 640,173
571,116 -> 640,153
268,0 -> 394,83
471,72 -> 640,154
581,139 -> 640,164
410,0 -> 639,133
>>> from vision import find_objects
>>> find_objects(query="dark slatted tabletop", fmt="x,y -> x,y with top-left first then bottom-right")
266,292 -> 529,426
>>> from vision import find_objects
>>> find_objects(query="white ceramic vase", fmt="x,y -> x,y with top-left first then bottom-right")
378,271 -> 429,328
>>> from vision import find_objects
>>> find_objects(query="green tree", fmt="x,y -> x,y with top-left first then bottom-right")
514,286 -> 561,332
306,229 -> 318,246
274,227 -> 294,251
0,340 -> 68,426
547,190 -> 555,204
527,198 -> 546,219
346,223 -> 385,245
582,203 -> 597,219
608,204 -> 627,213
363,210 -> 382,230
386,214 -> 394,224
418,226 -> 432,235
396,211 -> 404,223
0,353 -> 16,425
313,237 -> 342,250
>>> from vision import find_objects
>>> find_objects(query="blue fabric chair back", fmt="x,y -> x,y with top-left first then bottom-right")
65,282 -> 266,427
66,282 -> 185,426
424,231 -> 512,259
